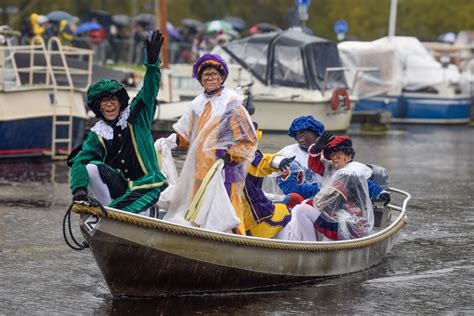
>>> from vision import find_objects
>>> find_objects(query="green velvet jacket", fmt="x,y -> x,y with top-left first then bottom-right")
69,60 -> 167,196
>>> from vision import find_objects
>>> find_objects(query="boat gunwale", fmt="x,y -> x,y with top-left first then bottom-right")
73,187 -> 410,252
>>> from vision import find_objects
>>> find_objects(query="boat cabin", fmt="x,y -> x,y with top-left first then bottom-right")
221,29 -> 348,92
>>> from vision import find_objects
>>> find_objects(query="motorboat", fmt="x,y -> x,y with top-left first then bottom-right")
168,30 -> 354,132
0,32 -> 93,159
66,187 -> 410,297
338,36 -> 471,124
0,28 -> 177,159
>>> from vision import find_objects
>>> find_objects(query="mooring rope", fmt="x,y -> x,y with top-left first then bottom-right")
63,197 -> 107,251
71,204 -> 407,252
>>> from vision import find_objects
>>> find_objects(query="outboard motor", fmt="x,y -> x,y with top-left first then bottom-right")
367,164 -> 390,228
239,81 -> 255,115
367,163 -> 389,189
244,92 -> 255,115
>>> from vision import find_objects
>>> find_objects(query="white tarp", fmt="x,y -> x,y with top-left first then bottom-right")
338,39 -> 403,98
338,36 -> 462,97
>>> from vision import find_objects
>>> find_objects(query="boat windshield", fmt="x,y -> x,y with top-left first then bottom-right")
222,30 -> 348,90
223,34 -> 272,84
273,44 -> 306,86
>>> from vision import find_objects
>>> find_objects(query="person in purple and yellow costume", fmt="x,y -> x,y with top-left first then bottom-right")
242,124 -> 303,239
164,53 -> 257,235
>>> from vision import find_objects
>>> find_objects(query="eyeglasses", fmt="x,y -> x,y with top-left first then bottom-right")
100,96 -> 119,106
201,72 -> 221,80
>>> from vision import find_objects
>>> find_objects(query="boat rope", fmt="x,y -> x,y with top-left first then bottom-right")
63,198 -> 107,251
72,203 -> 407,252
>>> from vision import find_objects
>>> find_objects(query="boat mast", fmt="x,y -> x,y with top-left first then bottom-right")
388,0 -> 398,38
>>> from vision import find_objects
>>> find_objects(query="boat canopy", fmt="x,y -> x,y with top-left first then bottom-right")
338,36 -> 463,97
338,39 -> 404,98
221,30 -> 347,90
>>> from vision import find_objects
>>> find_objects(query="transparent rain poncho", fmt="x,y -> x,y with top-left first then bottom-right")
313,161 -> 374,240
164,88 -> 257,229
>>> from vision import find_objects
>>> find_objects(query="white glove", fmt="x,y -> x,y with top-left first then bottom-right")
154,133 -> 177,151
165,133 -> 177,150
271,155 -> 285,169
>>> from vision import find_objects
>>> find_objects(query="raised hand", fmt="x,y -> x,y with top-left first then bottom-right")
145,30 -> 164,64
309,131 -> 334,155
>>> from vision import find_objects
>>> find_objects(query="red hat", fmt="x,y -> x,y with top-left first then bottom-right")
323,136 -> 354,159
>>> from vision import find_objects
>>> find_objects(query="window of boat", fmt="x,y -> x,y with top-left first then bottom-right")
224,41 -> 268,83
307,42 -> 348,90
272,45 -> 306,87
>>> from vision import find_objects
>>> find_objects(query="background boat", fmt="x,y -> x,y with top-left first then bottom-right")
338,36 -> 472,124
167,30 -> 354,132
0,33 -> 93,159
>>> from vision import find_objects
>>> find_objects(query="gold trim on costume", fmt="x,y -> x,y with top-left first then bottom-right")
129,123 -> 147,175
97,136 -> 107,156
129,180 -> 168,191
331,187 -> 348,201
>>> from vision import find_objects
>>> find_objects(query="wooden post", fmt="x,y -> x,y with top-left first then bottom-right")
155,0 -> 169,68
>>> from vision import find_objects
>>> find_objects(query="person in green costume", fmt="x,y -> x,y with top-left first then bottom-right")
68,30 -> 168,216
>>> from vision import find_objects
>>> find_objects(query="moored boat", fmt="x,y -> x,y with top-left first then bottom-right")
167,30 -> 354,132
338,36 -> 472,124
0,32 -> 93,159
69,187 -> 410,297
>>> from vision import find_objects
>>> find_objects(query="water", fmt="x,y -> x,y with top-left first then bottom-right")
1,124 -> 473,314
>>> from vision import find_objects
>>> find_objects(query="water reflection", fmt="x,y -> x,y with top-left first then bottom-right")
0,160 -> 69,184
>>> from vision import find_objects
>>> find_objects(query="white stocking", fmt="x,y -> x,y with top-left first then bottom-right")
274,224 -> 291,240
86,164 -> 112,206
287,204 -> 321,241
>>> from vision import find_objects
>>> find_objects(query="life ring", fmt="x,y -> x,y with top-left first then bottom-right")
331,89 -> 351,111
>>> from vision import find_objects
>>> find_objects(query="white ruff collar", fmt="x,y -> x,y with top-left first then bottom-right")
91,106 -> 130,140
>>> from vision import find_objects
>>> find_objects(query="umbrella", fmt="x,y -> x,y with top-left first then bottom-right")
167,22 -> 182,41
37,15 -> 49,25
249,22 -> 280,34
89,9 -> 110,17
86,9 -> 111,25
112,14 -> 131,27
135,13 -> 155,26
206,20 -> 233,34
46,11 -> 74,23
181,18 -> 204,30
75,21 -> 102,34
223,16 -> 246,32
439,32 -> 456,43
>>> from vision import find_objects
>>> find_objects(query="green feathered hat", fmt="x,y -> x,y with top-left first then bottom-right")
86,79 -> 130,118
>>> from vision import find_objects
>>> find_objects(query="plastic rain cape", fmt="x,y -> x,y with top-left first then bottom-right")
186,159 -> 241,232
154,134 -> 179,210
313,161 -> 374,240
164,88 -> 257,227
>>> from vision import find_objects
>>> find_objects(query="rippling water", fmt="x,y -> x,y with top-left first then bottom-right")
1,124 -> 473,314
